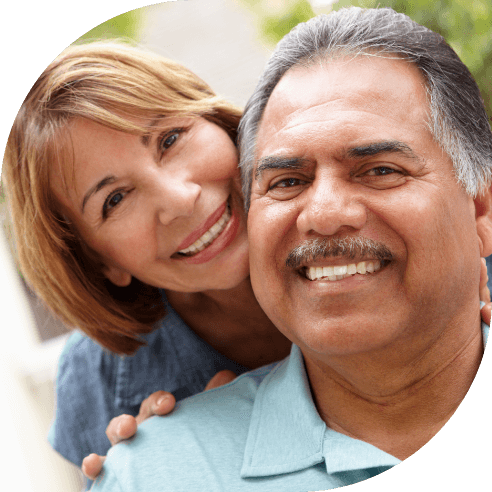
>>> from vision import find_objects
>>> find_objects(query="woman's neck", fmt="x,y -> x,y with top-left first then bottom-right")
165,278 -> 291,369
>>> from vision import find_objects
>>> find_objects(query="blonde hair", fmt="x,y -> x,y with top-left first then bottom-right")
3,41 -> 242,354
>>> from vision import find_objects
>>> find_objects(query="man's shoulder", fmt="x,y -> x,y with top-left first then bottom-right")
142,360 -> 278,434
94,361 -> 282,491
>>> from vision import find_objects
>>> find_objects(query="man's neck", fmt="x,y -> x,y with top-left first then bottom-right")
304,310 -> 484,460
166,279 -> 291,369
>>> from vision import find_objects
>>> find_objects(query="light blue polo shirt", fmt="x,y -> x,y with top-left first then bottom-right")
90,346 -> 394,491
92,322 -> 488,492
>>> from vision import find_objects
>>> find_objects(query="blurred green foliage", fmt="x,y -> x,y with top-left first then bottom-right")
244,0 -> 492,120
261,1 -> 315,44
73,9 -> 144,44
335,0 -> 492,119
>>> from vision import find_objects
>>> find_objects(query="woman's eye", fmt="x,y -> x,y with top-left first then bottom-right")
159,128 -> 184,153
103,191 -> 126,218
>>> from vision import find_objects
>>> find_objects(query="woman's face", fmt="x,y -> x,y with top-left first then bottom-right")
50,116 -> 250,292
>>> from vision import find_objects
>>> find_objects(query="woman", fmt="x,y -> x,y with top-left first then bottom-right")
3,40 -> 290,483
3,40 -> 491,486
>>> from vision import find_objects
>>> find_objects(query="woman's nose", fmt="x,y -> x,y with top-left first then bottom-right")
296,174 -> 367,237
155,175 -> 201,225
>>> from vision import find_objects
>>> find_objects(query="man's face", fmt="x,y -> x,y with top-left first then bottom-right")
248,56 -> 486,363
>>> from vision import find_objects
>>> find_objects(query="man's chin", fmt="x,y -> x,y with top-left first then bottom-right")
273,311 -> 405,360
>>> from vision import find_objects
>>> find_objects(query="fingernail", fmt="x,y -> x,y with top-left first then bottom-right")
157,395 -> 170,406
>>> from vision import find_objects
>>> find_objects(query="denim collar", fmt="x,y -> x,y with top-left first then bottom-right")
114,290 -> 249,408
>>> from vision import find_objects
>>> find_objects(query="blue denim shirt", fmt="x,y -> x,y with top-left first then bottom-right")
48,290 -> 249,476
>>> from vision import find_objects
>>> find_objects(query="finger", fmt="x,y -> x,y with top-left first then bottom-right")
479,258 -> 489,292
204,370 -> 237,391
105,414 -> 138,446
82,453 -> 106,481
480,285 -> 491,304
481,303 -> 491,326
136,391 -> 176,425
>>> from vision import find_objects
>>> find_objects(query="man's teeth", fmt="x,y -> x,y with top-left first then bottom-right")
178,205 -> 231,256
305,261 -> 382,281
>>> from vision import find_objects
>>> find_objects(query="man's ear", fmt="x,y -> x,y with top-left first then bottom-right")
102,265 -> 132,287
474,185 -> 492,257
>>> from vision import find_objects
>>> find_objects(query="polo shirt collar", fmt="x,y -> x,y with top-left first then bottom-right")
241,344 -> 399,478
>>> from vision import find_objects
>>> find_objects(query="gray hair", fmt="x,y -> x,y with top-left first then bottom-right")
238,7 -> 492,210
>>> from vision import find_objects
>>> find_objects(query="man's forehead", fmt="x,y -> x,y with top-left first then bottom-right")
254,55 -> 429,167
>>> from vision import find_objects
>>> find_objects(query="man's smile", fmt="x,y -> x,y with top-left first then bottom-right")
303,259 -> 388,281
285,236 -> 393,269
285,236 -> 394,285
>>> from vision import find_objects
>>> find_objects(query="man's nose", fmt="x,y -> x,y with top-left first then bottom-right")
296,173 -> 367,236
154,174 -> 201,226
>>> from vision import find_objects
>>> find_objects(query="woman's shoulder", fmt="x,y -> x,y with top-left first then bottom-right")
56,330 -> 120,380
59,329 -> 111,357
49,331 -> 123,466
56,318 -> 174,377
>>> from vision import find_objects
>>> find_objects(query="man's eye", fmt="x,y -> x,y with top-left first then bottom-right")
357,165 -> 407,189
270,177 -> 305,190
366,166 -> 398,176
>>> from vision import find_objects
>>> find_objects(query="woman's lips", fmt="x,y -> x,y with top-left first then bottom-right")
176,199 -> 228,252
179,206 -> 241,265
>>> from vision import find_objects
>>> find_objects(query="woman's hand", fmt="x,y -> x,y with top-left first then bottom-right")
480,258 -> 491,325
81,370 -> 236,481
81,391 -> 175,480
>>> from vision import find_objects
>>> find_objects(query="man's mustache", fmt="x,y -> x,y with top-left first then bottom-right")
285,237 -> 394,269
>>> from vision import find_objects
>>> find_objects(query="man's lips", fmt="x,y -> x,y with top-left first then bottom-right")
303,259 -> 389,281
286,237 -> 394,269
176,199 -> 228,252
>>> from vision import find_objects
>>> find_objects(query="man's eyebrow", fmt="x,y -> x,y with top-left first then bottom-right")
254,156 -> 311,181
347,140 -> 419,161
81,176 -> 117,213
254,141 -> 418,182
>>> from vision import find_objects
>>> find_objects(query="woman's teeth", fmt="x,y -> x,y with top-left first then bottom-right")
178,205 -> 231,256
305,260 -> 382,281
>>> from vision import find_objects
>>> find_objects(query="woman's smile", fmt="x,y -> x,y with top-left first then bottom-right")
175,199 -> 243,265
175,199 -> 231,256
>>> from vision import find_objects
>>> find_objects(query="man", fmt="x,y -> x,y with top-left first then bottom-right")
92,8 -> 492,491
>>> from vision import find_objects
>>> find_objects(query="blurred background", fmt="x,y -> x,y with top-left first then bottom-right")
1,0 -> 491,490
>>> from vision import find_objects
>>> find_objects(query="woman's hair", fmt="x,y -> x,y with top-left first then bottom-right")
239,8 -> 492,210
3,41 -> 242,355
